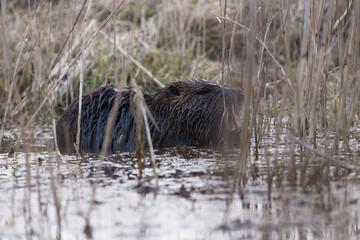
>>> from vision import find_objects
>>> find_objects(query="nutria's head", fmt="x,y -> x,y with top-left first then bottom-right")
149,79 -> 244,148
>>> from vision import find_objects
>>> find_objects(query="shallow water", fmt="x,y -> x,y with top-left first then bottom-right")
0,126 -> 360,240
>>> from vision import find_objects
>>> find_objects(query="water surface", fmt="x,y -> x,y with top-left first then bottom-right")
0,126 -> 359,239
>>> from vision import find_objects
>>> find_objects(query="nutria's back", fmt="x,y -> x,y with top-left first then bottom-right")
56,79 -> 244,154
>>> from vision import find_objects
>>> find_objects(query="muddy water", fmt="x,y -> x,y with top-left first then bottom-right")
0,127 -> 360,239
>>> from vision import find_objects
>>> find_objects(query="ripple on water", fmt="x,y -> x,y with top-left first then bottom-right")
0,126 -> 360,239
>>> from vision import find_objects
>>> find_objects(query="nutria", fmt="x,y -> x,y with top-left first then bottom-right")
56,79 -> 244,154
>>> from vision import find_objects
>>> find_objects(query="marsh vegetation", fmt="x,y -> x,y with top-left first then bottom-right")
0,0 -> 360,239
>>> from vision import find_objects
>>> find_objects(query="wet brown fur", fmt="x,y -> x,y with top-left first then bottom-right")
56,79 -> 244,154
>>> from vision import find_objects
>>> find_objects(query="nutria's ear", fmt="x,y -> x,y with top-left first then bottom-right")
167,85 -> 180,97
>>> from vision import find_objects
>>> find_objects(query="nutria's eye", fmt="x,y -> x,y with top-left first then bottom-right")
167,85 -> 180,97
195,88 -> 211,95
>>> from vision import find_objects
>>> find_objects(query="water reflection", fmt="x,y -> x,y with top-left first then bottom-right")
0,127 -> 359,239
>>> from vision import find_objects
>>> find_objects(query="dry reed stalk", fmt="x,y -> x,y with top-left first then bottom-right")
100,89 -> 124,156
15,5 -> 50,94
49,20 -> 96,83
44,0 -> 88,111
141,103 -> 158,186
288,135 -> 358,171
33,4 -> 42,95
295,0 -> 309,136
96,31 -> 160,179
280,0 -> 294,82
76,0 -> 93,156
50,165 -> 62,240
2,3 -> 50,147
201,0 -> 206,56
220,0 -> 227,85
112,0 -> 118,84
344,1 -> 360,127
24,131 -> 33,239
35,151 -> 46,238
227,5 -> 241,84
238,1 -> 256,186
0,27 -> 28,145
287,0 -> 310,183
10,0 -> 127,154
100,31 -> 165,88
0,0 -> 11,92
312,0 -> 334,141
131,88 -> 145,178
253,22 -> 271,161
48,0 -> 88,76
129,81 -> 158,183
333,0 -> 355,154
215,13 -> 294,91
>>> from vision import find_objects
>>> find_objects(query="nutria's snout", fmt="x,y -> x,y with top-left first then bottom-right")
56,79 -> 244,154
